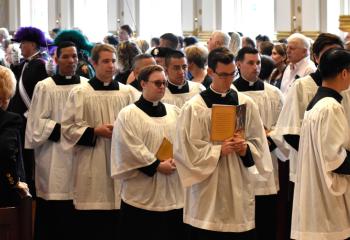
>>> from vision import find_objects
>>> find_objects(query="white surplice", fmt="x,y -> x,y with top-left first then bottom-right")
239,82 -> 284,195
174,92 -> 273,232
111,103 -> 184,211
61,82 -> 135,210
291,97 -> 350,240
25,76 -> 87,200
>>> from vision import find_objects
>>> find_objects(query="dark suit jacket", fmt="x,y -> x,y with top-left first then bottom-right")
0,109 -> 25,207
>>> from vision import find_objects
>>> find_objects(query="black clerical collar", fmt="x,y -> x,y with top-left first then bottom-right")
167,79 -> 189,94
200,86 -> 238,108
88,77 -> 119,90
233,77 -> 264,91
306,86 -> 343,110
310,69 -> 322,86
52,74 -> 80,85
135,95 -> 167,117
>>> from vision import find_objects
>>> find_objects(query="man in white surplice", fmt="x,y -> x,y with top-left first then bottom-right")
234,46 -> 284,240
174,47 -> 273,240
291,48 -> 350,240
111,65 -> 185,240
61,44 -> 136,239
162,50 -> 205,108
25,41 -> 87,239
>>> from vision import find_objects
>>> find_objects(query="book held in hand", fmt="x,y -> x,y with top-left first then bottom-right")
210,104 -> 246,141
156,137 -> 173,161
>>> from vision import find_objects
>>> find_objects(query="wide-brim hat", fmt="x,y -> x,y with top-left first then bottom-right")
53,29 -> 94,56
12,26 -> 47,47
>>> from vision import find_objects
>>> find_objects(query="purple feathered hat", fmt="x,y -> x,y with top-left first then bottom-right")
12,26 -> 47,47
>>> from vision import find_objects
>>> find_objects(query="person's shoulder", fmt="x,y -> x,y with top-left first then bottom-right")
188,80 -> 206,91
0,110 -> 22,130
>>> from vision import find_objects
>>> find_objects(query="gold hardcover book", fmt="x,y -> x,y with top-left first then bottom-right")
210,104 -> 246,141
156,137 -> 173,161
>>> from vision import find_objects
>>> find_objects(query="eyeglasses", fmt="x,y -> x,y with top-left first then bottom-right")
148,80 -> 168,88
214,70 -> 239,79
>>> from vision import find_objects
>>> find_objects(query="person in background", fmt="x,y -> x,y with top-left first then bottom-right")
127,53 -> 156,91
104,34 -> 119,49
259,55 -> 275,81
118,24 -> 133,42
9,26 -> 49,198
280,33 -> 316,95
115,41 -> 141,84
0,66 -> 30,207
183,36 -> 198,48
242,36 -> 256,49
269,43 -> 287,89
150,37 -> 160,48
207,30 -> 230,52
159,33 -> 179,50
185,45 -> 212,88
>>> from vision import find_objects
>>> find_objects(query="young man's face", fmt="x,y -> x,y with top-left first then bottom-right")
166,57 -> 188,85
93,50 -> 117,82
237,53 -> 261,82
210,61 -> 237,91
56,46 -> 78,76
142,70 -> 167,102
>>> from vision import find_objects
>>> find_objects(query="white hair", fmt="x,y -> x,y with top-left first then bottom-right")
212,30 -> 231,48
287,33 -> 311,50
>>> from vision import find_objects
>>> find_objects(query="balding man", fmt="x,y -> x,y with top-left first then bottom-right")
207,30 -> 231,52
280,33 -> 316,95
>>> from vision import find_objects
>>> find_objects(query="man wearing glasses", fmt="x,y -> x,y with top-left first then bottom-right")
111,65 -> 185,239
175,47 -> 272,240
234,47 -> 284,240
162,50 -> 205,108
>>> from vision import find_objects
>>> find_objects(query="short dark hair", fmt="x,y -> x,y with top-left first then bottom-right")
236,47 -> 259,62
312,33 -> 344,57
106,35 -> 119,46
137,65 -> 164,82
319,48 -> 350,79
243,37 -> 256,49
160,33 -> 179,49
151,37 -> 160,46
208,47 -> 235,71
132,53 -> 153,70
56,41 -> 77,58
256,34 -> 270,42
120,25 -> 133,36
259,55 -> 275,80
165,50 -> 185,67
183,36 -> 198,47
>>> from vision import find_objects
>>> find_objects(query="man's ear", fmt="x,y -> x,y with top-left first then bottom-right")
140,79 -> 147,89
236,61 -> 241,69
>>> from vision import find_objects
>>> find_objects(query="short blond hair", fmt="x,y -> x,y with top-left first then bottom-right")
0,66 -> 16,99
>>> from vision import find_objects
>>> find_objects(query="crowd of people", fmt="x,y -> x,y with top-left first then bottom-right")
1,24 -> 350,240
